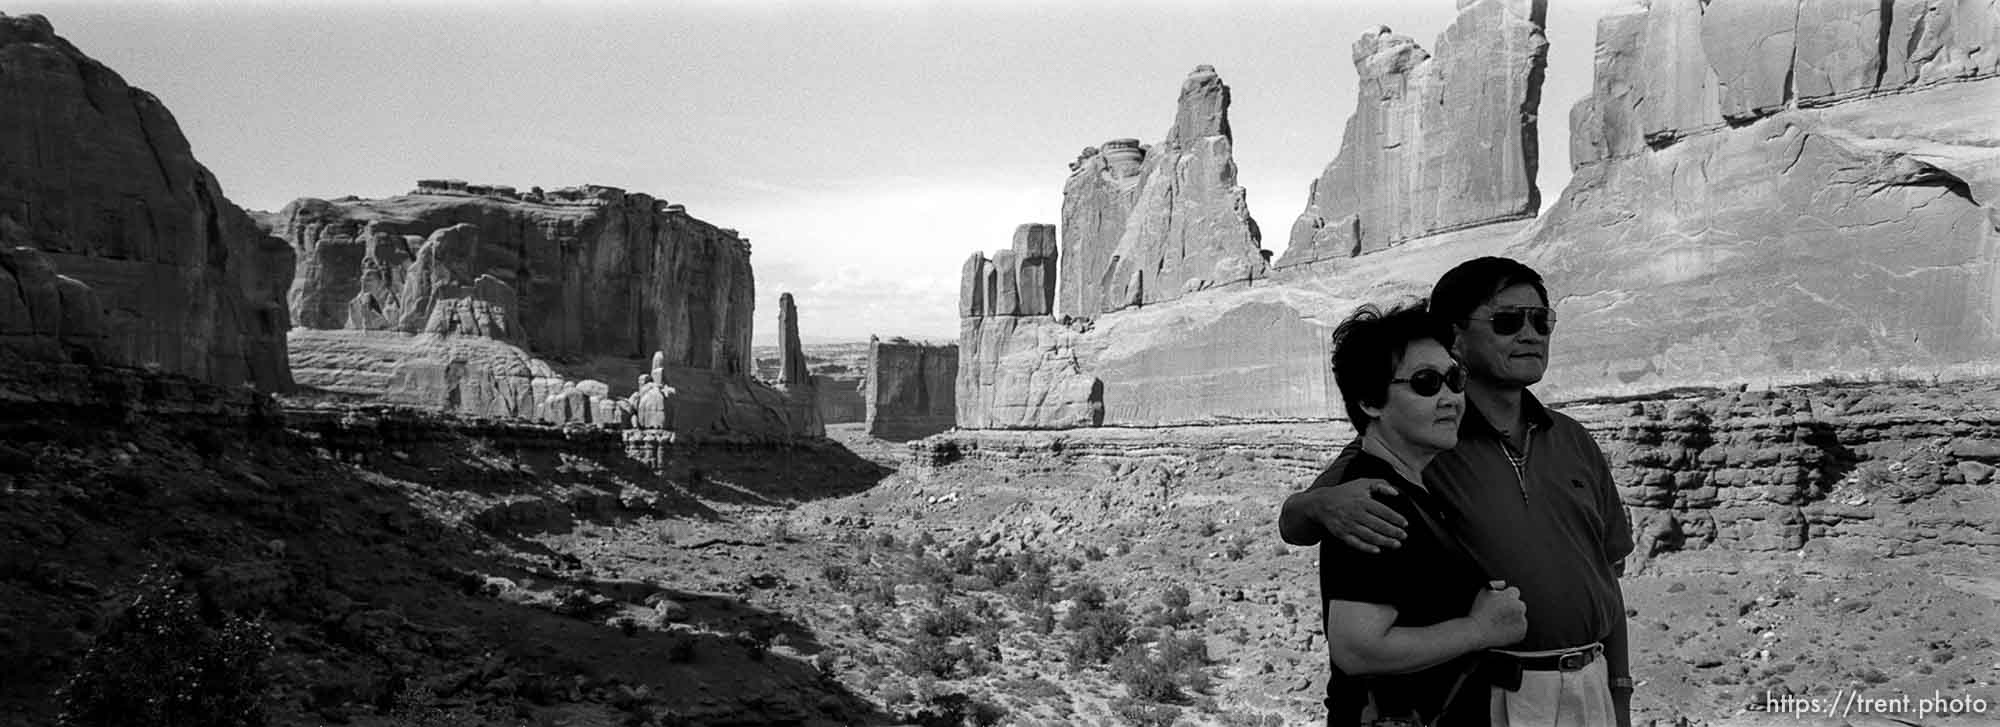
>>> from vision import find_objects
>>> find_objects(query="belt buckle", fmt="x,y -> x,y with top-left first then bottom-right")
1557,651 -> 1590,671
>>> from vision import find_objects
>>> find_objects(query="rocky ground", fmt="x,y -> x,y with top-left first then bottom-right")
0,373 -> 1995,726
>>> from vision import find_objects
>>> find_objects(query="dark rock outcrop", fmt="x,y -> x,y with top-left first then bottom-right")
864,337 -> 956,440
1282,0 -> 1548,266
0,13 -> 294,389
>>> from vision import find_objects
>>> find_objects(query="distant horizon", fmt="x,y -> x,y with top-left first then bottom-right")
35,0 -> 1625,348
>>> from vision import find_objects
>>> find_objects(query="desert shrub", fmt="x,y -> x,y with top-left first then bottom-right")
898,633 -> 962,678
875,532 -> 899,549
1112,644 -> 1183,703
1224,539 -> 1249,561
1083,544 -> 1107,561
910,554 -> 955,590
1156,585 -> 1194,627
917,604 -> 976,639
1109,697 -> 1180,727
1005,553 -> 1055,605
1061,582 -> 1110,625
821,563 -> 853,591
945,540 -> 981,575
1026,603 -> 1056,635
853,609 -> 884,636
974,557 -> 1018,588
1064,608 -> 1131,669
864,579 -> 899,608
1157,632 -> 1208,672
904,692 -> 1006,727
56,568 -> 274,727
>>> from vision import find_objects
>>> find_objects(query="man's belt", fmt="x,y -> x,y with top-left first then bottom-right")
1482,644 -> 1603,691
1494,643 -> 1602,672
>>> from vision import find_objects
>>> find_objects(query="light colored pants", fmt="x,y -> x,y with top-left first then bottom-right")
1488,646 -> 1616,727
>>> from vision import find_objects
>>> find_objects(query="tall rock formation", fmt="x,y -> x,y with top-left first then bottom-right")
0,13 -> 294,388
1282,0 -> 1548,266
771,292 -> 823,436
864,337 -> 957,440
282,183 -> 814,437
1525,0 -> 2000,400
1058,66 -> 1267,317
959,224 -> 1103,429
776,292 -> 809,387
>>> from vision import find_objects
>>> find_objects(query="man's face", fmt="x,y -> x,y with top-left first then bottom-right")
1453,283 -> 1551,387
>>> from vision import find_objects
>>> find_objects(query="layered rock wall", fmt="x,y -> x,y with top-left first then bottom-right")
1057,67 -> 1267,317
0,13 -> 294,389
1570,0 -> 2000,167
1282,0 -> 1547,266
1525,0 -> 2000,401
1574,384 -> 2000,565
864,337 -> 957,440
958,224 -> 1103,429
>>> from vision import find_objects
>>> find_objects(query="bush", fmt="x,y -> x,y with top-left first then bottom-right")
56,568 -> 274,727
1113,644 -> 1183,703
1064,608 -> 1131,668
898,633 -> 962,678
917,604 -> 976,639
1005,554 -> 1054,606
904,692 -> 1006,727
821,564 -> 852,590
1109,697 -> 1180,727
1026,603 -> 1056,635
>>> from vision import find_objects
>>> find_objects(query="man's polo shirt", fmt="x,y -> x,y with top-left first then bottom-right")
1424,390 -> 1632,651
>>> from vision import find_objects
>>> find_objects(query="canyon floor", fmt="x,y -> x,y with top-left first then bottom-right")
0,382 -> 1995,727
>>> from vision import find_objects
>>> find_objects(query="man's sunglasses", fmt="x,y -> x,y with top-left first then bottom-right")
1390,365 -> 1467,397
1467,307 -> 1555,336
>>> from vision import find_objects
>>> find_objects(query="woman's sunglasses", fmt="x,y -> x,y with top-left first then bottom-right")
1467,307 -> 1555,336
1389,365 -> 1467,397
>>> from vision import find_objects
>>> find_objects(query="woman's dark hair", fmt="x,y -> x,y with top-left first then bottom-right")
1330,300 -> 1454,433
1428,256 -> 1549,326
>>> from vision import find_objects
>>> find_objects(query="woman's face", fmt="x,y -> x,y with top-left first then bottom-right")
1364,338 -> 1464,453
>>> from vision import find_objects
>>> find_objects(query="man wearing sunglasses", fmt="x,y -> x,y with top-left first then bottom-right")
1280,257 -> 1634,727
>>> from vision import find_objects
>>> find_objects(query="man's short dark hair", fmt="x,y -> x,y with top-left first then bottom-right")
1428,256 -> 1549,326
1330,301 -> 1453,433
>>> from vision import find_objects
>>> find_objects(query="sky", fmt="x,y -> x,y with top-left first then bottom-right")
34,0 -> 1628,346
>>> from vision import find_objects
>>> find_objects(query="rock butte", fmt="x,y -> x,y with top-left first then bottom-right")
0,13 -> 293,389
864,336 -> 957,441
279,184 -> 813,437
956,0 -> 2000,429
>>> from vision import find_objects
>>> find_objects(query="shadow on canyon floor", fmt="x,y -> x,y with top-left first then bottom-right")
0,401 -> 898,726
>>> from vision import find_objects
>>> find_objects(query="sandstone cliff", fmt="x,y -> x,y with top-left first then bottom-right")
1058,66 -> 1267,317
1522,0 -> 2000,400
1282,0 -> 1548,265
281,184 -> 815,437
0,13 -> 294,389
864,337 -> 957,441
958,224 -> 1103,429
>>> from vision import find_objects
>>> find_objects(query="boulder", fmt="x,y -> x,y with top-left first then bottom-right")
0,13 -> 293,388
1281,0 -> 1547,266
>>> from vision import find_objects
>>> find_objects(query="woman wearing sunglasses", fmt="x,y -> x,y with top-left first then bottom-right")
1316,301 -> 1527,727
